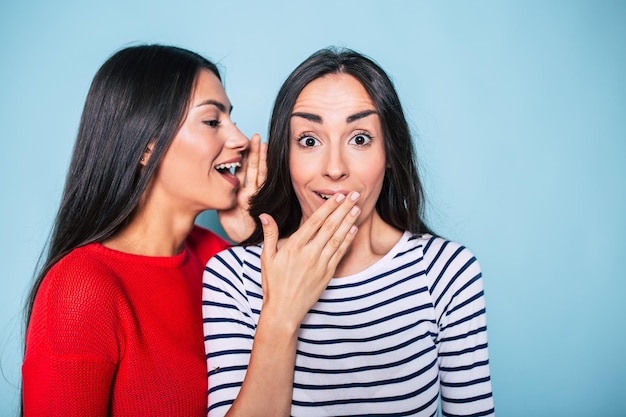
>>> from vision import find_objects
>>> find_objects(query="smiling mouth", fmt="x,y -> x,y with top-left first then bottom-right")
215,162 -> 241,175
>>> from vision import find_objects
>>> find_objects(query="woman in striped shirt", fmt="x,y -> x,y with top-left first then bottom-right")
203,47 -> 495,417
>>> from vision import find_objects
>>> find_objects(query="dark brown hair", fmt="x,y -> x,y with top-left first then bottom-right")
243,47 -> 432,245
25,44 -> 221,328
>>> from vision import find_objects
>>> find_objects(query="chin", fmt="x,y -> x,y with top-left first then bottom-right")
224,197 -> 239,211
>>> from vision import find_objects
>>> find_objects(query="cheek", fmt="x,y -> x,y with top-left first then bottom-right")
289,161 -> 306,200
165,143 -> 200,178
288,153 -> 316,213
362,169 -> 386,200
175,124 -> 223,163
288,151 -> 310,188
359,153 -> 387,197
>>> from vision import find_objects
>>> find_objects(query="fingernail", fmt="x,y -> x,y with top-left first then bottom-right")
336,193 -> 346,203
349,225 -> 358,234
350,206 -> 360,217
259,214 -> 269,225
350,192 -> 360,202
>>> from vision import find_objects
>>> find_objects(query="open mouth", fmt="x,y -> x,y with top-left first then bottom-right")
215,162 -> 241,175
315,192 -> 336,200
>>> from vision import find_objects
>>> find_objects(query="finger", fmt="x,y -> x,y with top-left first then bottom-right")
259,213 -> 279,261
257,141 -> 267,187
243,134 -> 261,187
289,192 -> 359,245
319,206 -> 360,267
306,191 -> 361,249
234,146 -> 249,186
309,220 -> 358,299
324,225 -> 359,278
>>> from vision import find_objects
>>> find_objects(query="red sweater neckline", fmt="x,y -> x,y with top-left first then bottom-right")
86,242 -> 191,269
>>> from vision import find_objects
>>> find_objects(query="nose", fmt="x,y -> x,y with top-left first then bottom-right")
225,122 -> 249,151
323,145 -> 348,180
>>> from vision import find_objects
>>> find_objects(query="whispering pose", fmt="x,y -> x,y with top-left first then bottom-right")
22,44 -> 268,416
203,47 -> 494,416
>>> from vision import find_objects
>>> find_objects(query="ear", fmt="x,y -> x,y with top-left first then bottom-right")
139,140 -> 156,167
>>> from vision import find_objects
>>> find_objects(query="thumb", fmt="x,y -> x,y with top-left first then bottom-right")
259,213 -> 278,260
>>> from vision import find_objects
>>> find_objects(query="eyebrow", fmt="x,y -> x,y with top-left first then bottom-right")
291,109 -> 377,124
347,110 -> 377,123
196,99 -> 233,114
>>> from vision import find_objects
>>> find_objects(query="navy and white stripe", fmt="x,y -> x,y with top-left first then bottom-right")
203,232 -> 494,416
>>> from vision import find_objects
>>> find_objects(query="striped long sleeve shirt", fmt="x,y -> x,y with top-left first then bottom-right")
202,232 -> 495,416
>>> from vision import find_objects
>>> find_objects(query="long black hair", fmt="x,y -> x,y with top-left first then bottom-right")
243,47 -> 432,245
25,44 -> 220,328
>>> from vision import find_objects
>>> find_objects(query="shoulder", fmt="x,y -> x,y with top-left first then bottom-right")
392,233 -> 477,266
46,243 -> 123,289
28,244 -> 128,359
208,244 -> 261,264
416,235 -> 485,307
39,244 -> 129,314
205,245 -> 262,273
204,245 -> 262,290
417,234 -> 481,273
186,225 -> 231,264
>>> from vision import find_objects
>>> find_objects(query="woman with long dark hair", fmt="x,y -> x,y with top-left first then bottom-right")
203,47 -> 494,416
21,44 -> 361,416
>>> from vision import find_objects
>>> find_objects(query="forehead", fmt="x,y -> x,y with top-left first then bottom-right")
190,69 -> 230,107
293,73 -> 375,113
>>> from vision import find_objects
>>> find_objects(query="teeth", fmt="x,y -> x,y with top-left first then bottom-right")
317,192 -> 331,200
215,162 -> 241,174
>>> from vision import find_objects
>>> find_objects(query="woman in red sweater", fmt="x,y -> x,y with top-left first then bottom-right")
21,44 -> 360,416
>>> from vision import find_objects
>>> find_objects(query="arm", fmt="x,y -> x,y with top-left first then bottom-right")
22,263 -> 120,416
217,133 -> 267,243
204,192 -> 361,417
424,238 -> 495,416
22,354 -> 116,416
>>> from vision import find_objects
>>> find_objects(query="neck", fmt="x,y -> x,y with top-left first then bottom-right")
333,212 -> 403,278
103,199 -> 197,257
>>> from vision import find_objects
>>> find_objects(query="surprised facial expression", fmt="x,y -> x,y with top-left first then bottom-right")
289,73 -> 386,225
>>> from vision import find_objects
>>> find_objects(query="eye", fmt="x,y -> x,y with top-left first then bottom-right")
349,132 -> 372,146
296,135 -> 321,147
204,120 -> 221,128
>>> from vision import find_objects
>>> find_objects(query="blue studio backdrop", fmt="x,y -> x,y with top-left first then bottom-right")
1,1 -> 624,416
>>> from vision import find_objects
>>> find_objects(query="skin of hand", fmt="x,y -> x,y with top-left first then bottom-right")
258,191 -> 361,331
217,133 -> 267,242
223,191 -> 361,417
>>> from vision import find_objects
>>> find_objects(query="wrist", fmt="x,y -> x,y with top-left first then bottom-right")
256,306 -> 301,341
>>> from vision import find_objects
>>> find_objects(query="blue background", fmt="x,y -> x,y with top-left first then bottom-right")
1,1 -> 624,416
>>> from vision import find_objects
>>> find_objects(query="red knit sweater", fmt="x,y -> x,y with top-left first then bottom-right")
22,226 -> 229,416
